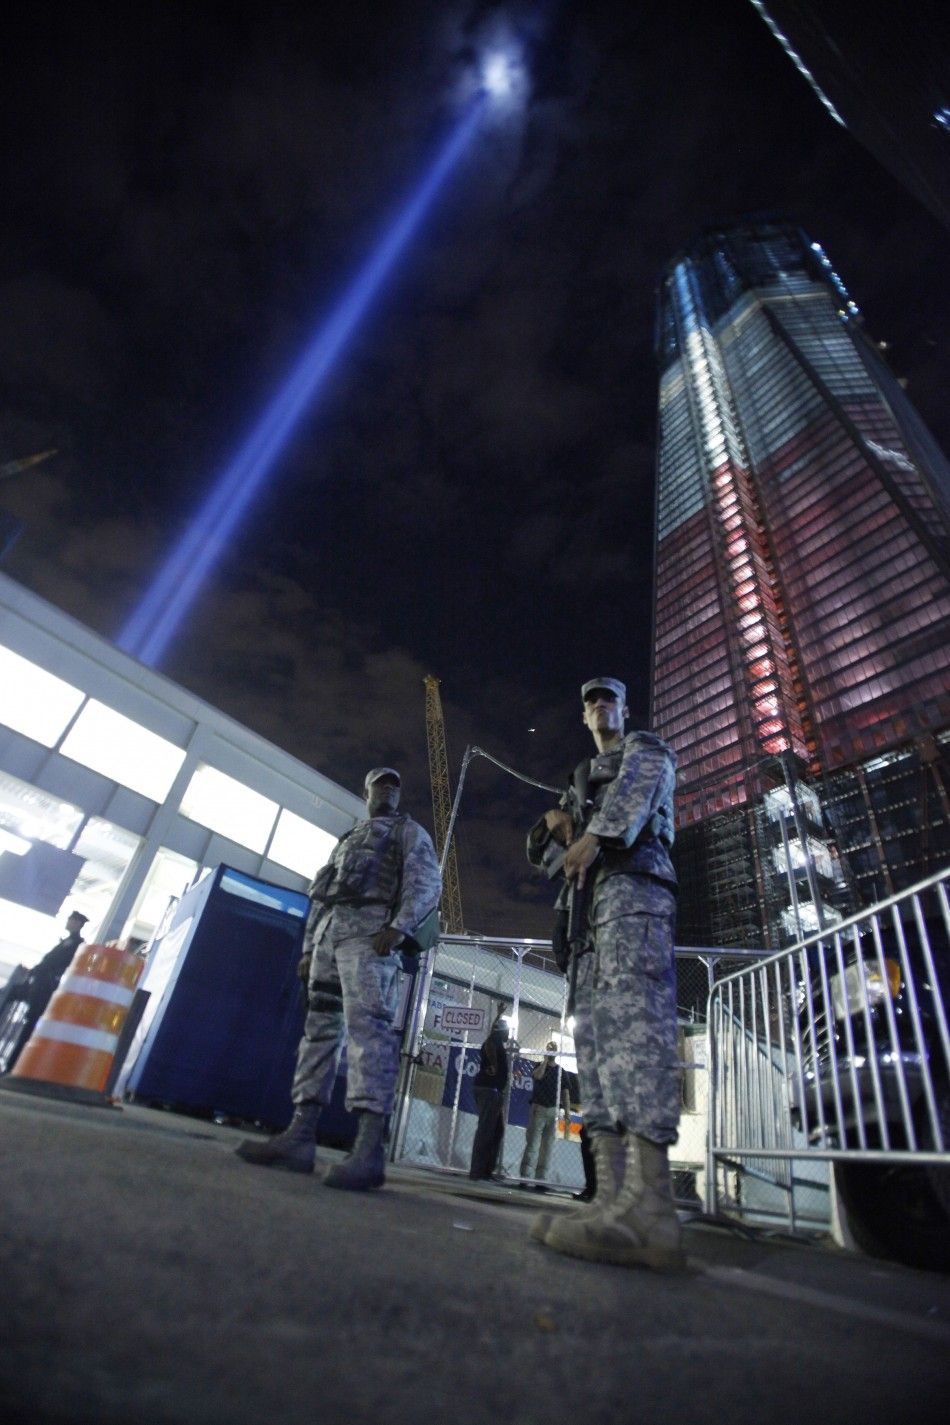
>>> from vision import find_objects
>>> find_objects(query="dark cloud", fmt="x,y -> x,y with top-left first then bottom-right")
0,276 -> 118,406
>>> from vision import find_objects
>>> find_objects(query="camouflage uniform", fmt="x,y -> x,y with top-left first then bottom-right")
293,813 -> 441,1118
528,731 -> 679,1145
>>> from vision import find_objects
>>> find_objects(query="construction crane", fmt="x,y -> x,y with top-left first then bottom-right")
423,674 -> 465,933
0,449 -> 57,482
0,450 -> 57,563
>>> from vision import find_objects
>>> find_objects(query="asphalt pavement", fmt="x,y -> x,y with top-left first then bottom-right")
2,1084 -> 948,1425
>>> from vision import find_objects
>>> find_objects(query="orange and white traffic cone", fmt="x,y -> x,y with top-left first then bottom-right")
10,943 -> 145,1101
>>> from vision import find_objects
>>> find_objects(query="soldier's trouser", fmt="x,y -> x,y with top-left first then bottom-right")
520,1103 -> 557,1178
573,903 -> 680,1145
292,923 -> 400,1117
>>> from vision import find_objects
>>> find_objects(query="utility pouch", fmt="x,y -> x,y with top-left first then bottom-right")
400,905 -> 442,956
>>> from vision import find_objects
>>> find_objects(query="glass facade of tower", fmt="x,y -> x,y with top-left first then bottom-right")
652,220 -> 950,940
747,1 -> 950,230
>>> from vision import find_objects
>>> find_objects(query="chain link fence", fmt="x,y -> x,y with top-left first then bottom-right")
0,968 -> 31,1073
391,934 -> 764,1205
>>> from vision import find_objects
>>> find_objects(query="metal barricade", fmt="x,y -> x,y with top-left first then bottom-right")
671,945 -> 764,1205
706,867 -> 950,1237
0,966 -> 31,1073
391,934 -> 760,1203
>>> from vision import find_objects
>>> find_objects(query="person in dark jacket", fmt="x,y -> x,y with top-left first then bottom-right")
6,910 -> 87,1070
520,1041 -> 572,1184
469,1014 -> 510,1180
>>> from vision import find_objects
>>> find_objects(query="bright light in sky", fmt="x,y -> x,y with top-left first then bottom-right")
118,93 -> 486,666
483,51 -> 515,97
478,42 -> 527,110
119,25 -> 532,669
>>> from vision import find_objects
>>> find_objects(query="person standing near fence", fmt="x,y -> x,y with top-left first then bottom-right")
526,678 -> 684,1271
519,1040 -> 571,1186
468,1013 -> 510,1180
2,910 -> 88,1072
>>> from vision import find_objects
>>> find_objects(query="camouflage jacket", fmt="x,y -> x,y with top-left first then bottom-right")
527,731 -> 677,913
307,813 -> 442,943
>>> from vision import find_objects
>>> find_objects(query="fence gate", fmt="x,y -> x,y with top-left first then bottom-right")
391,935 -> 582,1186
391,933 -> 759,1204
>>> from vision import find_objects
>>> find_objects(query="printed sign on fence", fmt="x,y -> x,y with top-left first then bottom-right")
441,1005 -> 487,1037
424,994 -> 460,1034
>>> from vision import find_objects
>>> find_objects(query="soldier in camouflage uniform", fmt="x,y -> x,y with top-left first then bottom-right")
526,679 -> 684,1270
237,768 -> 441,1191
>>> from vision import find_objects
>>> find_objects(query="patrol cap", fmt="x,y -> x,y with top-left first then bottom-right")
364,766 -> 401,789
581,677 -> 627,704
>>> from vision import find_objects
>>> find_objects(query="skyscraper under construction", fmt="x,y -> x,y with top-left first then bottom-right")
651,219 -> 950,949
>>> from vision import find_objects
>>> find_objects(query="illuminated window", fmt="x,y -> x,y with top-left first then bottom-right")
267,809 -> 337,879
0,645 -> 85,748
0,899 -> 66,969
0,828 -> 30,856
0,771 -> 83,849
0,783 -> 142,964
70,818 -> 142,942
179,764 -> 278,854
121,846 -> 199,947
60,700 -> 186,802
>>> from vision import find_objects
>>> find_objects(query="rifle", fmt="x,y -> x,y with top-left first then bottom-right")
564,864 -> 597,1015
535,760 -> 597,975
549,843 -> 598,977
566,869 -> 594,957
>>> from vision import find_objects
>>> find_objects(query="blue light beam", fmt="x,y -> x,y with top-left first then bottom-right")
118,93 -> 487,666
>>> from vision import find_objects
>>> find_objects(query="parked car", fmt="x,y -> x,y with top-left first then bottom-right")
790,908 -> 949,1271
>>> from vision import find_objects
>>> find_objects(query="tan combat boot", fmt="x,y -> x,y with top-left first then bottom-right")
235,1103 -> 321,1174
323,1110 -> 386,1191
529,1131 -> 626,1244
543,1133 -> 686,1271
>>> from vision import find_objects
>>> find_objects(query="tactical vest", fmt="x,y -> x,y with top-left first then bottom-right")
570,748 -> 676,888
309,815 -> 406,908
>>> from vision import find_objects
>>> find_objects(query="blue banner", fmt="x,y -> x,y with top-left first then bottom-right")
442,1047 -> 536,1128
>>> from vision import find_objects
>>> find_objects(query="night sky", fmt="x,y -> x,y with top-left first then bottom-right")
1,1 -> 947,936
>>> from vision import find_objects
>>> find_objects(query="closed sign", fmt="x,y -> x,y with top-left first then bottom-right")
424,994 -> 459,1033
441,1005 -> 487,1036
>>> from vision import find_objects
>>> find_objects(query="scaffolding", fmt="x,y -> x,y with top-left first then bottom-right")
821,732 -> 950,907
